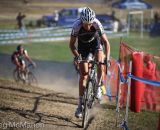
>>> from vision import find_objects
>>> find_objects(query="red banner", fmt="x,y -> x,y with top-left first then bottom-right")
118,43 -> 160,112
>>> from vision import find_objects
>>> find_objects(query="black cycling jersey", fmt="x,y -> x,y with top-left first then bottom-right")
71,18 -> 104,59
71,18 -> 104,37
11,50 -> 27,63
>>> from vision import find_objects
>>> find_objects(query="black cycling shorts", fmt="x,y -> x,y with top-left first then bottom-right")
78,38 -> 103,60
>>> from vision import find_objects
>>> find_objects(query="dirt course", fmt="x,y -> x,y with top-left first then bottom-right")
0,53 -> 119,130
0,0 -> 160,129
0,77 -> 118,130
0,54 -> 159,130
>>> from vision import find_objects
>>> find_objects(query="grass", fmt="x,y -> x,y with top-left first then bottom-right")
0,33 -> 160,62
128,110 -> 159,130
109,33 -> 160,58
101,103 -> 159,130
120,35 -> 160,56
0,41 -> 73,62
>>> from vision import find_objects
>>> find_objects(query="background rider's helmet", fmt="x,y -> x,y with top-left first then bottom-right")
80,7 -> 95,24
17,44 -> 23,51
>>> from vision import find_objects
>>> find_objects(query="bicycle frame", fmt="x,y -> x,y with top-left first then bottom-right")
13,64 -> 37,86
77,59 -> 106,128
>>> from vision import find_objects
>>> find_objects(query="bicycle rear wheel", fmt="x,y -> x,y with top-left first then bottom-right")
27,72 -> 38,86
82,81 -> 93,128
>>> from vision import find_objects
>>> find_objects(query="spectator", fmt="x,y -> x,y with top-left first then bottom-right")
111,10 -> 115,20
113,19 -> 119,33
154,12 -> 159,24
111,10 -> 119,32
16,12 -> 26,30
143,54 -> 157,111
54,10 -> 59,26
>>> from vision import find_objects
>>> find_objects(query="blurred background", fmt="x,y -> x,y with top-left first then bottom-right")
0,1 -> 160,129
0,0 -> 160,36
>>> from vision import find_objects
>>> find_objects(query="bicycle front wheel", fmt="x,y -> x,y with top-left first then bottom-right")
27,72 -> 38,86
82,81 -> 93,128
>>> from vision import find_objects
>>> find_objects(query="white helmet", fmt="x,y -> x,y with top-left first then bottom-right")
80,7 -> 95,24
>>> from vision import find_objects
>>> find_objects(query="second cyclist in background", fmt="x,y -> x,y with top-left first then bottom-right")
11,45 -> 36,79
69,7 -> 110,118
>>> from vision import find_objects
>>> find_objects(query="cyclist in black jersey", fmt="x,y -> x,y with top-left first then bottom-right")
69,7 -> 110,118
11,45 -> 36,75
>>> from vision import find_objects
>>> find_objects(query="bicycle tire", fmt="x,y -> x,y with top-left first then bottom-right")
82,81 -> 93,128
13,69 -> 19,82
122,121 -> 129,130
27,72 -> 38,86
13,69 -> 25,84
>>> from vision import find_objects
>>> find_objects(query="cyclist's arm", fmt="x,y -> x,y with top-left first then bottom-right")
14,56 -> 21,67
95,18 -> 110,61
100,33 -> 110,61
24,50 -> 35,66
69,35 -> 79,57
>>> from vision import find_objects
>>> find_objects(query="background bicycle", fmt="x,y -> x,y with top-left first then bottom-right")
13,64 -> 38,86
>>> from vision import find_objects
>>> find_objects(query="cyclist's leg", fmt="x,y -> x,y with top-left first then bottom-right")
19,60 -> 26,80
92,39 -> 105,98
95,50 -> 105,85
95,50 -> 106,99
77,43 -> 90,98
90,39 -> 105,85
79,62 -> 89,98
75,62 -> 89,118
75,44 -> 90,118
21,60 -> 26,71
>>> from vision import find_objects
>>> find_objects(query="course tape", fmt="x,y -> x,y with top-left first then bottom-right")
0,37 -> 69,44
0,27 -> 127,44
0,32 -> 70,40
0,26 -> 72,33
119,72 -> 128,83
117,61 -> 160,87
0,30 -> 125,38
128,73 -> 160,87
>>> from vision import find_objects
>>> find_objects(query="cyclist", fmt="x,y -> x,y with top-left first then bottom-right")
69,7 -> 110,118
11,44 -> 36,79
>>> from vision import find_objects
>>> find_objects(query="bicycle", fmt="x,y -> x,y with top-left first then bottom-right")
13,64 -> 38,86
76,55 -> 107,128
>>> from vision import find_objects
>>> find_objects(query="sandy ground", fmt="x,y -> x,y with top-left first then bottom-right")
0,54 -> 159,130
0,53 -> 119,130
0,71 -> 118,130
0,0 -> 160,129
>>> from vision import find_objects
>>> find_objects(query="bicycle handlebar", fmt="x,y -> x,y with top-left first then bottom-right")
76,59 -> 107,65
27,64 -> 36,69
